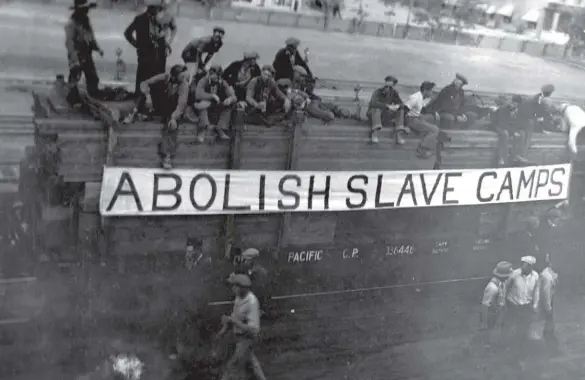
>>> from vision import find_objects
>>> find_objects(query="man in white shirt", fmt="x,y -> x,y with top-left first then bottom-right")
538,253 -> 559,349
404,81 -> 440,159
506,256 -> 539,358
218,274 -> 266,380
548,101 -> 585,158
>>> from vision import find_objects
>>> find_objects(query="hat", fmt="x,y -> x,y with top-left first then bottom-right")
261,64 -> 275,74
243,51 -> 259,60
541,84 -> 555,95
70,0 -> 97,9
213,26 -> 225,34
285,37 -> 301,47
242,248 -> 260,259
521,256 -> 536,266
384,75 -> 398,84
493,261 -> 513,278
293,65 -> 308,76
455,73 -> 468,85
227,273 -> 252,287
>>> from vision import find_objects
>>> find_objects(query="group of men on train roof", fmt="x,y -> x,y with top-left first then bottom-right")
64,0 -> 582,169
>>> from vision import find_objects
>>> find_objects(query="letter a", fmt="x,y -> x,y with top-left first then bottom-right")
106,171 -> 144,212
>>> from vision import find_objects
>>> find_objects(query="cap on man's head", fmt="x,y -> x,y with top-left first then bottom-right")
521,256 -> 536,266
243,51 -> 259,60
541,84 -> 555,94
213,26 -> 225,34
493,261 -> 513,278
384,75 -> 398,84
242,248 -> 260,259
293,65 -> 308,76
285,37 -> 301,47
227,273 -> 252,287
261,64 -> 275,74
455,73 -> 468,85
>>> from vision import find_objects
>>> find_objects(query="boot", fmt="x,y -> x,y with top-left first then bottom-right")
371,129 -> 380,143
122,108 -> 137,124
416,146 -> 432,159
215,127 -> 230,141
512,155 -> 530,166
196,127 -> 207,143
161,155 -> 173,170
395,130 -> 405,145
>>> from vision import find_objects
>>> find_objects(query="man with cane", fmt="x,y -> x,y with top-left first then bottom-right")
214,274 -> 266,380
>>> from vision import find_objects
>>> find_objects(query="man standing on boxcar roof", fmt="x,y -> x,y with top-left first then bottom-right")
124,0 -> 176,95
273,37 -> 312,81
65,0 -> 104,105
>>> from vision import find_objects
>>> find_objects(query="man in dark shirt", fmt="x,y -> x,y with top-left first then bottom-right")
124,0 -> 176,95
425,73 -> 469,130
513,84 -> 555,164
491,95 -> 522,166
223,51 -> 261,105
65,0 -> 104,105
291,65 -> 335,123
273,37 -> 312,81
367,75 -> 406,144
193,65 -> 236,143
124,64 -> 189,169
182,27 -> 225,84
245,65 -> 291,125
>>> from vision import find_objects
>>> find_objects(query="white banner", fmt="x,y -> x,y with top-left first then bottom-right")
99,164 -> 571,216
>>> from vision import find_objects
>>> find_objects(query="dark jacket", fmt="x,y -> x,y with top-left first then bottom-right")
223,59 -> 261,100
195,77 -> 236,103
181,36 -> 223,66
246,77 -> 287,108
273,48 -> 312,81
490,104 -> 516,132
140,72 -> 189,121
124,12 -> 169,54
427,83 -> 465,115
367,87 -> 403,112
65,16 -> 100,68
516,94 -> 553,129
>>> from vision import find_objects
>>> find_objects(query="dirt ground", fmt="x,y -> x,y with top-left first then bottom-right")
1,2 -> 585,97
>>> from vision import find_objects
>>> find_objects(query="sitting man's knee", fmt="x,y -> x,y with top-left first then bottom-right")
193,100 -> 212,110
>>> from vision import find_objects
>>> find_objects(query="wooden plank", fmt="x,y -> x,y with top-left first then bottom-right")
82,182 -> 102,213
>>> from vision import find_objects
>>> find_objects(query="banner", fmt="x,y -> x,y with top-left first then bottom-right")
99,164 -> 571,216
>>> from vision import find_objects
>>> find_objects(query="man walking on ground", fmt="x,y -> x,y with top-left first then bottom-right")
404,81 -> 439,158
273,37 -> 312,81
217,274 -> 266,380
538,253 -> 559,352
480,261 -> 513,346
233,248 -> 270,314
367,75 -> 406,144
65,0 -> 104,105
505,256 -> 539,362
124,0 -> 176,95
182,27 -> 225,84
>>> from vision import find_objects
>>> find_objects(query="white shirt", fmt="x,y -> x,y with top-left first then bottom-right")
506,268 -> 539,307
562,104 -> 585,154
232,291 -> 261,335
538,267 -> 558,312
405,91 -> 431,117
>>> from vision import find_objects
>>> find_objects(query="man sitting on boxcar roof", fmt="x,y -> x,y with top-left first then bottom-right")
222,51 -> 261,107
245,65 -> 291,125
404,81 -> 439,159
273,37 -> 312,81
367,75 -> 406,144
291,65 -> 336,124
424,73 -> 473,130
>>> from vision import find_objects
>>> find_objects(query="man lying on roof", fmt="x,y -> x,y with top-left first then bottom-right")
181,26 -> 225,84
223,51 -> 261,106
123,64 -> 190,170
273,37 -> 312,81
424,73 -> 476,130
368,75 -> 406,144
193,64 -> 236,143
245,65 -> 291,125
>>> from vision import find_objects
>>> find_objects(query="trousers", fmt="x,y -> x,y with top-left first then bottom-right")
409,115 -> 439,150
67,55 -> 100,103
368,108 -> 405,130
194,100 -> 233,130
221,337 -> 266,380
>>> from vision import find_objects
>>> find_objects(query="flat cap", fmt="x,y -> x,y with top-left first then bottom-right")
285,37 -> 301,47
455,73 -> 468,85
384,75 -> 398,84
276,78 -> 292,87
261,64 -> 275,74
213,26 -> 225,34
293,65 -> 308,76
243,51 -> 259,60
521,256 -> 536,266
242,248 -> 260,259
541,84 -> 555,94
227,273 -> 252,287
